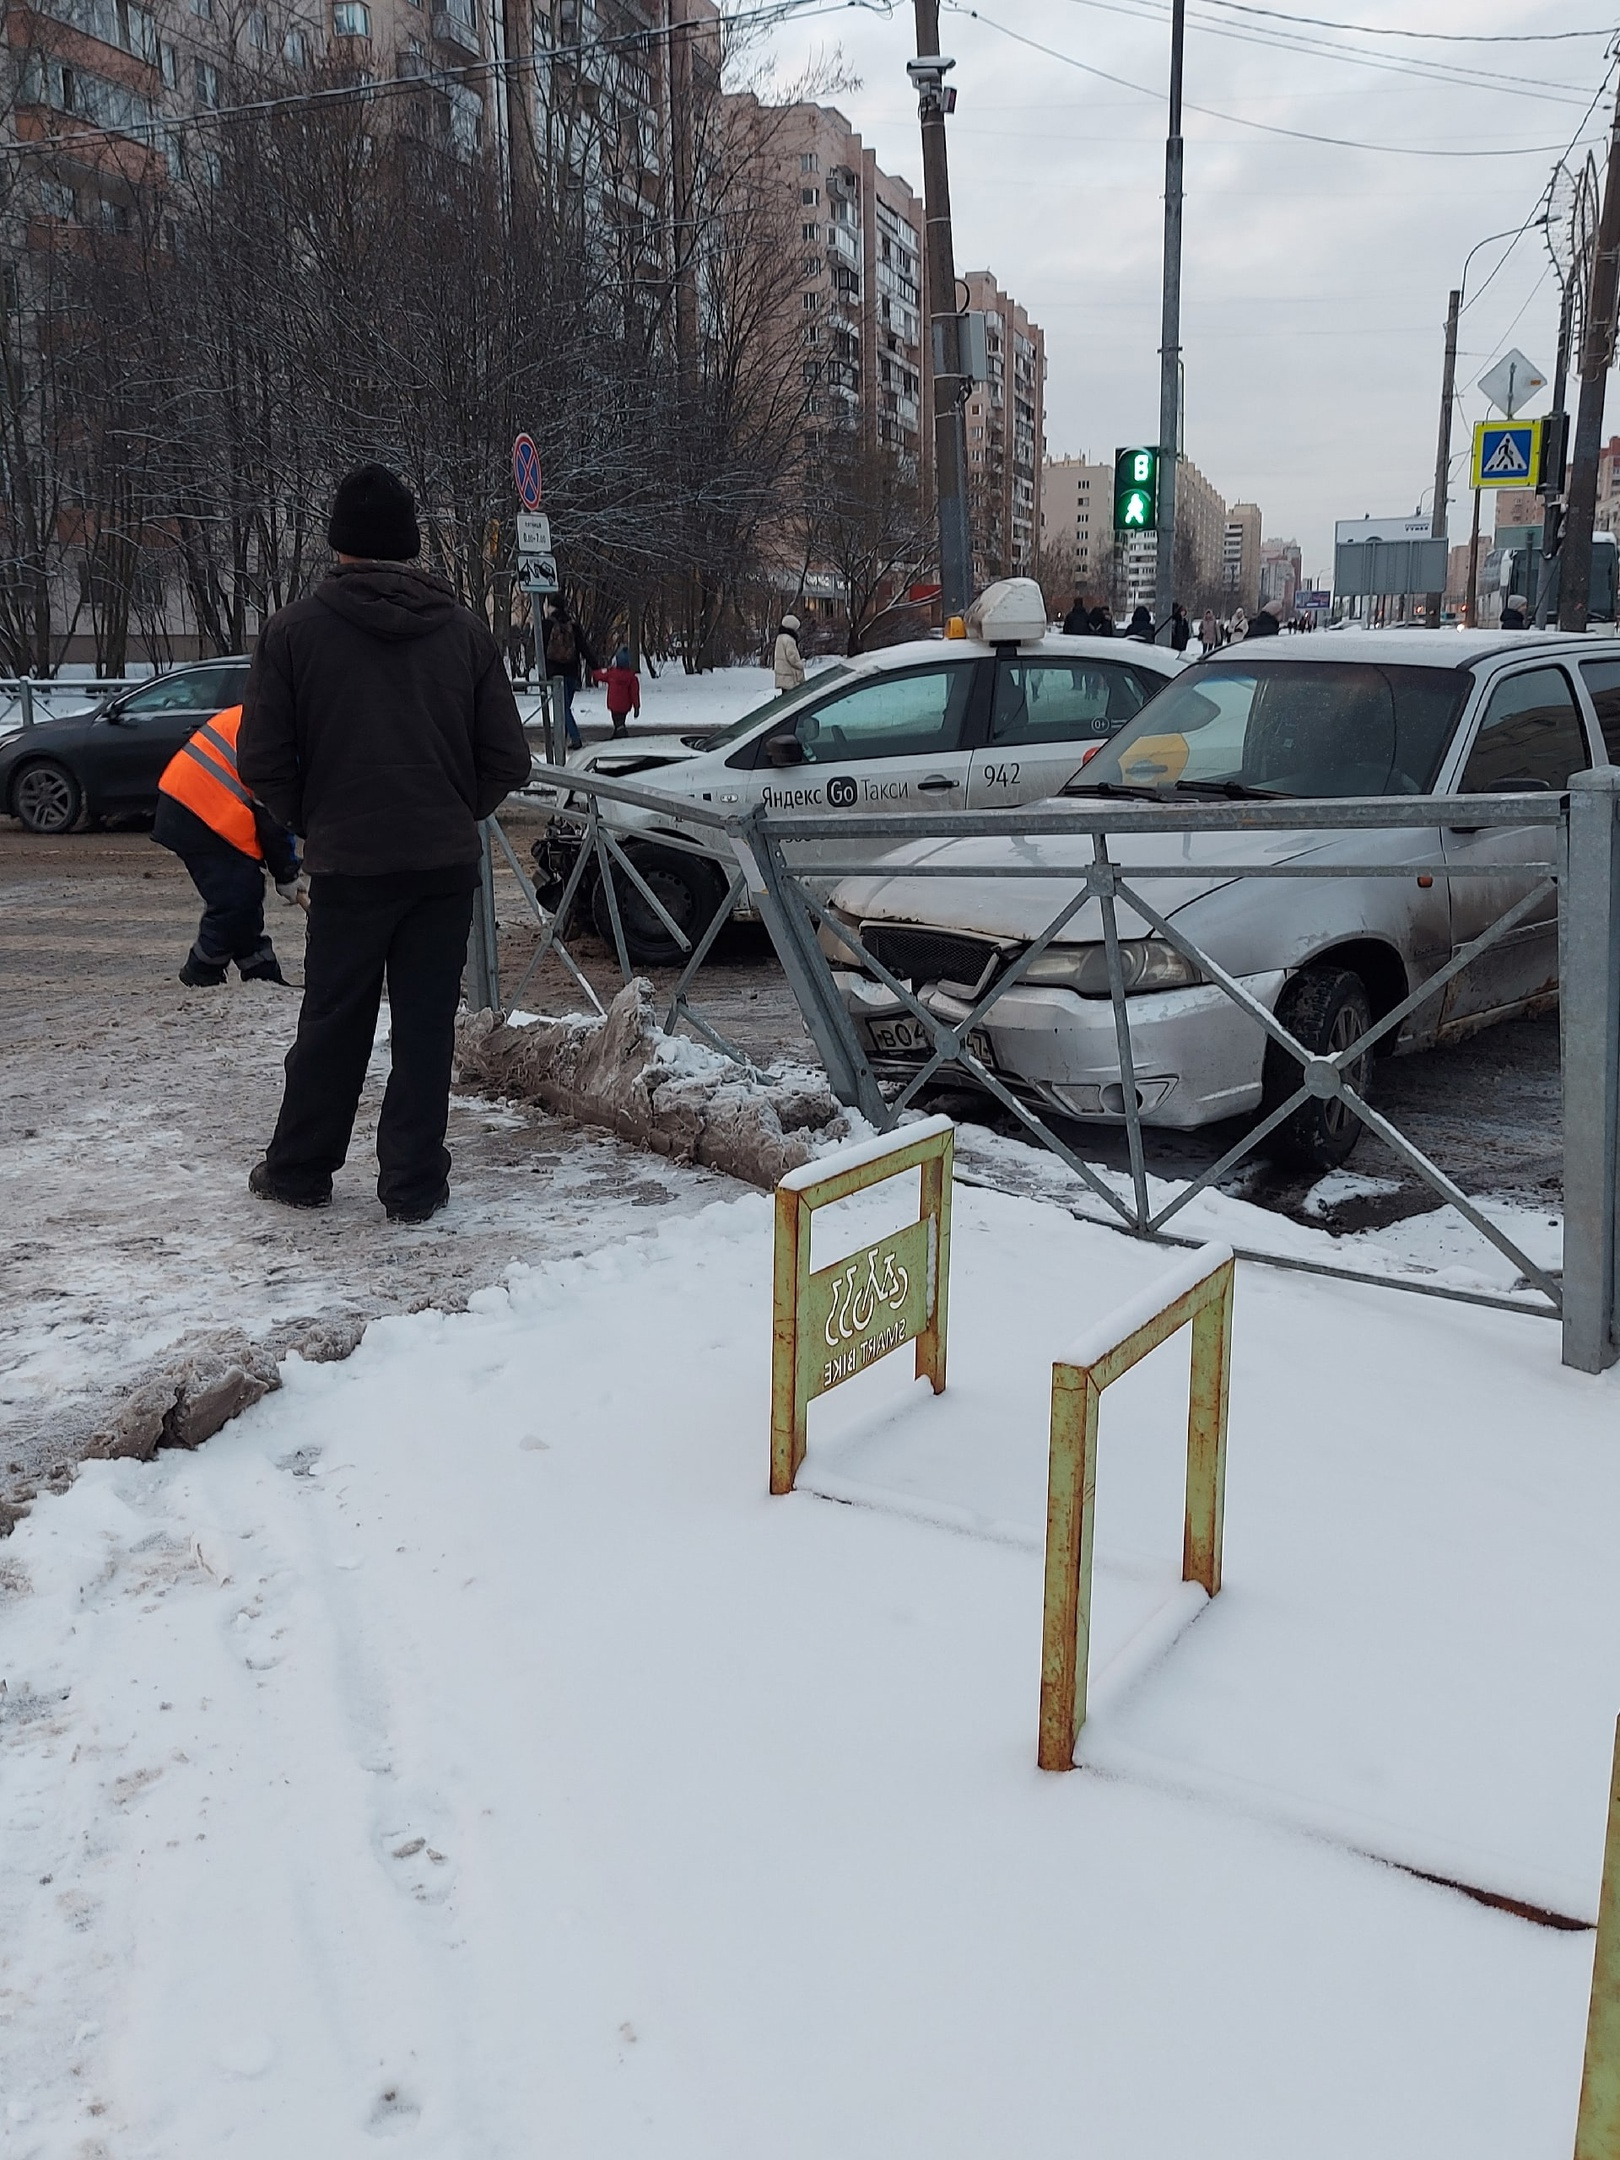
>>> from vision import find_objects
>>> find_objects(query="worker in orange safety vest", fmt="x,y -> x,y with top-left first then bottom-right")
151,704 -> 304,987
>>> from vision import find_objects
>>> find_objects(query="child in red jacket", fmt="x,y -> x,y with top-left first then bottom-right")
593,645 -> 641,736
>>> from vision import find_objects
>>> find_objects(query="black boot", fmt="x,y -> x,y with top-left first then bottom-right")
249,1160 -> 331,1210
239,954 -> 289,986
179,952 -> 228,987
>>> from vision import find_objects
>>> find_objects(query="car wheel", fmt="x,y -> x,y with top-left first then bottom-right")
592,846 -> 726,966
12,759 -> 83,834
1260,965 -> 1373,1171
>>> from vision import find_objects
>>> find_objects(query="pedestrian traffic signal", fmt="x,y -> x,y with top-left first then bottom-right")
1114,446 -> 1159,533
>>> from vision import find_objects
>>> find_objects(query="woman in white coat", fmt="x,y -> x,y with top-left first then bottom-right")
773,613 -> 806,693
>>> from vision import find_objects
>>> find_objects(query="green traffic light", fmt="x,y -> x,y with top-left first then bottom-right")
1113,446 -> 1159,533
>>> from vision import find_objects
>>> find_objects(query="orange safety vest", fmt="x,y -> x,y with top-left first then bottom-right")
157,704 -> 261,859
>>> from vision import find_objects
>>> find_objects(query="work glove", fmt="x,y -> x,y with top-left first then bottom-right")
275,873 -> 310,907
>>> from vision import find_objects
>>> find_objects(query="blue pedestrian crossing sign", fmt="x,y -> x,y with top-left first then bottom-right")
1471,417 -> 1543,490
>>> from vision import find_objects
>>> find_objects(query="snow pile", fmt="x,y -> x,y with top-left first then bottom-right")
1,1178 -> 1616,2150
457,977 -> 859,1187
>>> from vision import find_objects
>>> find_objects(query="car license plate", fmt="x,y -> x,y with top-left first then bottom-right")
867,1016 -> 996,1068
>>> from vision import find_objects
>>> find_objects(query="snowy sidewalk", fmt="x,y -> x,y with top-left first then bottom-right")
2,1178 -> 1616,2155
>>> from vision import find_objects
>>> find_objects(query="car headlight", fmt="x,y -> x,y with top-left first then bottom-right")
816,903 -> 864,965
1020,939 -> 1200,995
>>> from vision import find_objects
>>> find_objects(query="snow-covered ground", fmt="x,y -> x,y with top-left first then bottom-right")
2,1170 -> 1614,2155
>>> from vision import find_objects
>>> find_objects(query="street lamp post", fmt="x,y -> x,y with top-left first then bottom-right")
1442,223 -> 1544,628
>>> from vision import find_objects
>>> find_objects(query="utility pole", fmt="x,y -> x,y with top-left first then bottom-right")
1153,0 -> 1185,635
1561,83 -> 1620,632
1427,288 -> 1459,627
911,1 -> 973,618
1535,277 -> 1576,628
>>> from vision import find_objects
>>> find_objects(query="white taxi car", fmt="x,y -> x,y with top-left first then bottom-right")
526,580 -> 1184,961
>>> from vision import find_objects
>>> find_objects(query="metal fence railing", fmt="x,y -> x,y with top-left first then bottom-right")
471,763 -> 1620,1375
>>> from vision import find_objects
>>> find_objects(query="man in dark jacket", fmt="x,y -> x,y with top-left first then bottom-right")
1125,605 -> 1155,642
238,463 -> 533,1223
1245,598 -> 1283,639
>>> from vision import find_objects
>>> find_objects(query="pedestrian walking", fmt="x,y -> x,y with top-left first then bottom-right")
1125,604 -> 1155,643
1198,607 -> 1219,653
1062,595 -> 1090,636
593,644 -> 641,736
1228,607 -> 1249,642
237,462 -> 532,1224
543,597 -> 594,750
1088,605 -> 1115,637
1168,601 -> 1191,652
153,702 -> 302,987
1245,598 -> 1283,639
774,612 -> 806,692
1500,595 -> 1528,629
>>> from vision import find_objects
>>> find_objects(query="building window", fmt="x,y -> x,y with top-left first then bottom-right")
801,221 -> 818,243
284,23 -> 309,59
802,292 -> 820,312
193,56 -> 220,104
800,151 -> 818,172
190,0 -> 211,15
332,0 -> 369,30
39,178 -> 76,219
158,37 -> 178,84
248,7 -> 269,44
801,255 -> 820,279
800,186 -> 819,206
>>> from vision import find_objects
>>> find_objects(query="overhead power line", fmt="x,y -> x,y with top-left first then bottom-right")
1056,0 -> 1594,108
1183,0 -> 1617,44
948,4 -> 1617,156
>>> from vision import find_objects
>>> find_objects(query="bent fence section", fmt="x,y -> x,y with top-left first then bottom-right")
471,763 -> 1620,1374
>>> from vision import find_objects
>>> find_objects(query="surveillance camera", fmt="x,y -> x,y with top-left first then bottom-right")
906,53 -> 956,83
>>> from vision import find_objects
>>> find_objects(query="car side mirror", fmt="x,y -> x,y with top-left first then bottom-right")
766,733 -> 806,768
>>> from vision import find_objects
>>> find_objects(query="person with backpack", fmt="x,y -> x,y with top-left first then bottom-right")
592,645 -> 641,737
543,598 -> 595,751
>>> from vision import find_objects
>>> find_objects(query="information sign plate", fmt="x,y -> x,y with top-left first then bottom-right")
805,1217 -> 932,1402
517,511 -> 551,556
519,552 -> 559,595
1472,418 -> 1544,490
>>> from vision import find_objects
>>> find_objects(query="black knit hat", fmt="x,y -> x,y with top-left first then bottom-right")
328,463 -> 420,562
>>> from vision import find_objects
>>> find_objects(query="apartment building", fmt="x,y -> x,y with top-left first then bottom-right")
760,100 -> 927,465
1116,457 -> 1227,613
1040,454 -> 1112,593
1222,502 -> 1262,613
960,269 -> 1045,576
1258,537 -> 1302,613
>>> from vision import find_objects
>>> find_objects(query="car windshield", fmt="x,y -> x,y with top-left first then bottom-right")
684,664 -> 854,749
1077,661 -> 1470,798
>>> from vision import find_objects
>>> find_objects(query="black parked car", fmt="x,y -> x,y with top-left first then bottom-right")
0,658 -> 251,833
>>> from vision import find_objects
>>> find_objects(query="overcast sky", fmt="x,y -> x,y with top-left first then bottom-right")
758,0 -> 1616,582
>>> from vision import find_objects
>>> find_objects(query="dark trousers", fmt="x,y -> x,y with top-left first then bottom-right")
183,846 -> 273,971
553,673 -> 581,748
264,870 -> 475,1211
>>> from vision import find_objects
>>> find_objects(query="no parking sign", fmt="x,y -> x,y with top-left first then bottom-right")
512,434 -> 543,511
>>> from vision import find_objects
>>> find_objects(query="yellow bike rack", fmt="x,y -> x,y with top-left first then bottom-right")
770,1117 -> 954,1496
1038,1243 -> 1235,1772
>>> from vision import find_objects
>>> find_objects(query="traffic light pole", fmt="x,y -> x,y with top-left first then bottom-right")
912,1 -> 973,619
1561,79 -> 1620,633
1153,0 -> 1185,635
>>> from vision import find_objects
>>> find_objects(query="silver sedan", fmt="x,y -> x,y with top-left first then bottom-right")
822,632 -> 1620,1168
